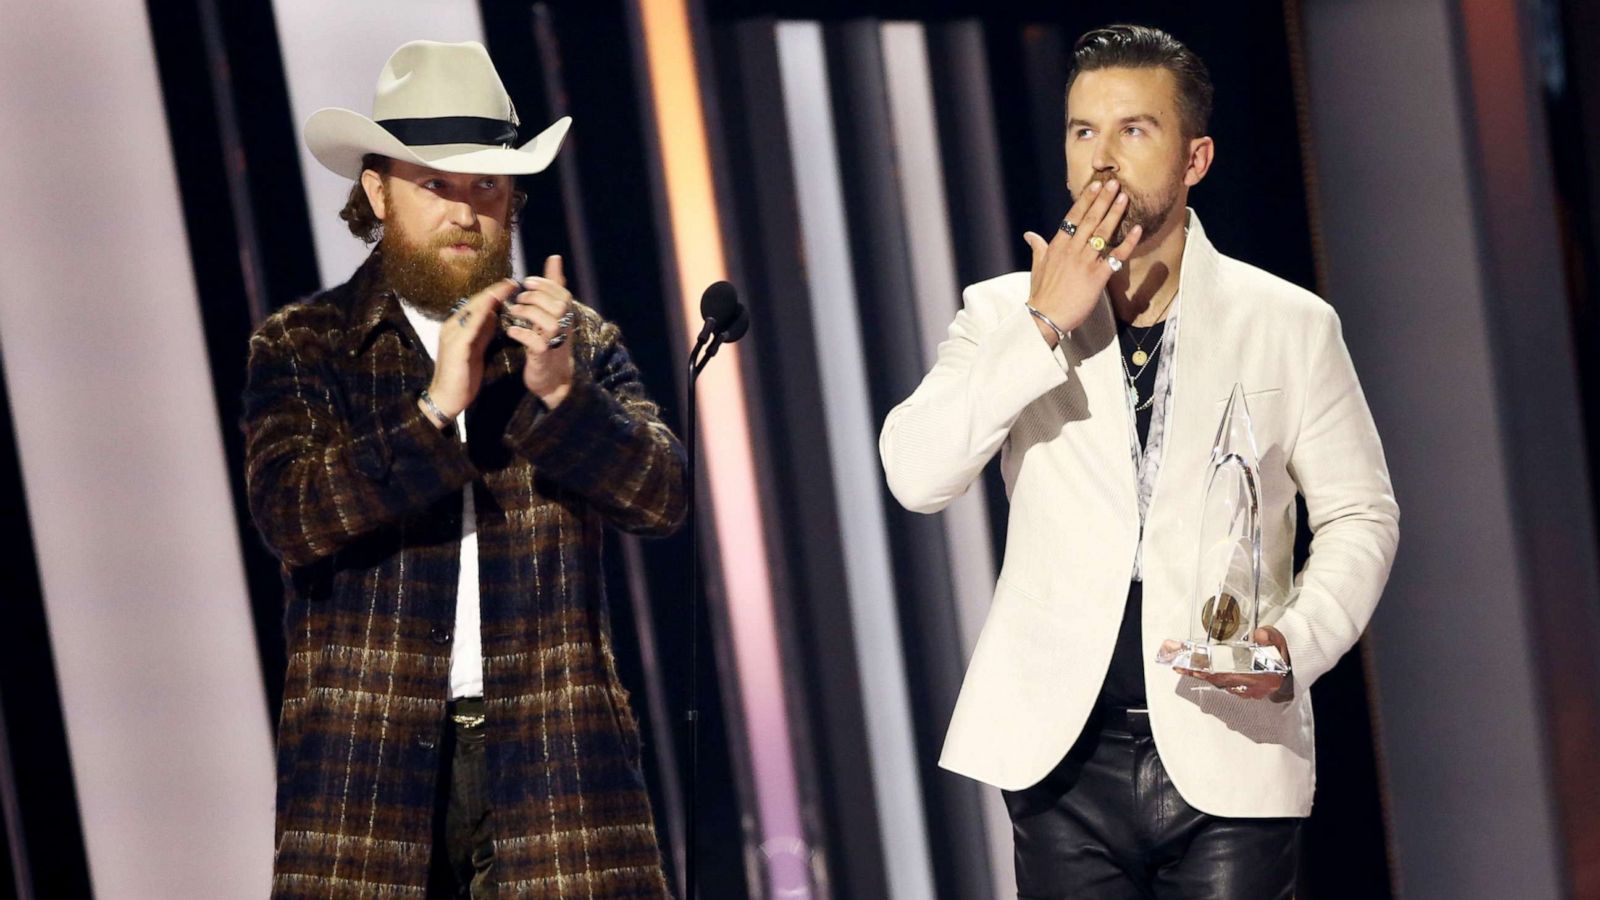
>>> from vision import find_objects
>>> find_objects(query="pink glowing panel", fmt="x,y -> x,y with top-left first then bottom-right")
637,1 -> 811,896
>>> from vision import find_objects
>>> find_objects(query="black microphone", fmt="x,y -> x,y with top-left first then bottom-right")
694,304 -> 748,375
691,281 -> 740,363
720,306 -> 749,343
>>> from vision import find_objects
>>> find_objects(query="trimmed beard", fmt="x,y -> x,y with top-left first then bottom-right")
1080,166 -> 1183,248
377,209 -> 513,320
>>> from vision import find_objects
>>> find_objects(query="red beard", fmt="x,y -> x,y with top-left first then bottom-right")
378,217 -> 513,319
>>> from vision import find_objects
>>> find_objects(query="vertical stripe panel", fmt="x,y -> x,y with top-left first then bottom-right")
0,2 -> 275,896
819,20 -> 993,897
774,22 -> 937,900
635,1 -> 810,895
879,23 -> 1015,900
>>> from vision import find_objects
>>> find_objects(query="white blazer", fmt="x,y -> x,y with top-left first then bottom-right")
879,211 -> 1398,817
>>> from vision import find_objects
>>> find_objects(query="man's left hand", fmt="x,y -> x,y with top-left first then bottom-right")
1171,626 -> 1292,701
504,254 -> 576,409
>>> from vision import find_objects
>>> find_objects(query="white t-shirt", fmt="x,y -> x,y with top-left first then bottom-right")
400,302 -> 483,700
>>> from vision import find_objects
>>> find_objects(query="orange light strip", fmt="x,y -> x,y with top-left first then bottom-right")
636,1 -> 809,895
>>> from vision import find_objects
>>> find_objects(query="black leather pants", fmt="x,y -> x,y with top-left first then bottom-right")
1002,709 -> 1300,899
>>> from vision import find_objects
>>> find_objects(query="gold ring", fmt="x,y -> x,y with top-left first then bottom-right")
1088,236 -> 1108,253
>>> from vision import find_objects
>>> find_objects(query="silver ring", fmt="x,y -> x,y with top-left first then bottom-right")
1106,256 -> 1124,273
546,333 -> 569,350
557,310 -> 576,329
499,312 -> 534,331
450,297 -> 469,313
1059,219 -> 1078,237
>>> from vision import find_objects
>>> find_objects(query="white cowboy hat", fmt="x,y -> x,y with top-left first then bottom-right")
304,39 -> 570,181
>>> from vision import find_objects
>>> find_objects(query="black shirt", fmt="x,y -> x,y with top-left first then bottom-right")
1096,317 -> 1167,711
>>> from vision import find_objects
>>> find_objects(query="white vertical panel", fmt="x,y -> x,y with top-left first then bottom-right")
270,1 -> 526,287
0,4 -> 274,898
881,22 -> 1015,899
774,22 -> 937,900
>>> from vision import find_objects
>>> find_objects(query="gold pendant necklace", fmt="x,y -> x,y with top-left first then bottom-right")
1122,289 -> 1179,366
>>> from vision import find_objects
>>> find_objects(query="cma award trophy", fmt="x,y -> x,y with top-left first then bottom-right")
1156,384 -> 1290,676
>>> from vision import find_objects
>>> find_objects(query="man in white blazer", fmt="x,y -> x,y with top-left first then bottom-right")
879,24 -> 1398,899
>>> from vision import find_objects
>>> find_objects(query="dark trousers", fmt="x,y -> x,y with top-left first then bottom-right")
1002,709 -> 1300,900
427,698 -> 496,899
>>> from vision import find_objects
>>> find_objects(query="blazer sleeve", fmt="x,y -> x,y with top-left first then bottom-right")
880,283 -> 1072,514
241,315 -> 478,568
1271,307 -> 1401,688
502,317 -> 687,537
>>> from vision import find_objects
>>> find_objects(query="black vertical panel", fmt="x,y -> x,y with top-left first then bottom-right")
0,355 -> 94,900
705,16 -> 890,900
1550,0 -> 1600,530
982,22 -> 1069,236
820,19 -> 994,900
478,3 -> 749,897
144,0 -> 324,727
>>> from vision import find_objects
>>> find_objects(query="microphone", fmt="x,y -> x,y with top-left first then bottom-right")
694,303 -> 748,376
691,281 -> 740,363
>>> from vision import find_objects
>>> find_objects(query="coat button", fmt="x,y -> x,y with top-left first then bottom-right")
430,626 -> 452,645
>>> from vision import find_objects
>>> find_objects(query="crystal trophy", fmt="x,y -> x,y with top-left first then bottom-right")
1155,384 -> 1290,676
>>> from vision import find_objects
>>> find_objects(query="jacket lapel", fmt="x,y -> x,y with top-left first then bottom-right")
1063,290 -> 1140,518
1153,209 -> 1224,511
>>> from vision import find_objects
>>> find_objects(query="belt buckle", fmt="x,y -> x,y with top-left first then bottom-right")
451,712 -> 485,729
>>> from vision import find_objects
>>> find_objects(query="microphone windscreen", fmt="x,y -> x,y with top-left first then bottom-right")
699,281 -> 739,325
722,305 -> 750,342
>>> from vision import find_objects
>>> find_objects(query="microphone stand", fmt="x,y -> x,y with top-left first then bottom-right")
681,306 -> 742,899
681,322 -> 714,900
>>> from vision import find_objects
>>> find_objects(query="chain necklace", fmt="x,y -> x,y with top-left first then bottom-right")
1125,337 -> 1161,381
1119,327 -> 1162,412
1126,323 -> 1158,367
1121,289 -> 1179,366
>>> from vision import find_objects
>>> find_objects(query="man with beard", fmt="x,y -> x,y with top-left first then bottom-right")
243,41 -> 684,898
880,24 -> 1397,898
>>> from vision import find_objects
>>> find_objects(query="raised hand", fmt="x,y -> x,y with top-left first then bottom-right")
502,254 -> 577,409
1022,179 -> 1143,346
420,277 -> 520,428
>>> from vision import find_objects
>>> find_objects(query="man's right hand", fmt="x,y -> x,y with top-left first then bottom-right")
420,278 -> 520,427
1022,179 -> 1143,346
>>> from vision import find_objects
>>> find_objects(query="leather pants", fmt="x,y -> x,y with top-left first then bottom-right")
1002,709 -> 1300,899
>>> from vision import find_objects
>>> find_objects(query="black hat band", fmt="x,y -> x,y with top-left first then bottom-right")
376,116 -> 518,148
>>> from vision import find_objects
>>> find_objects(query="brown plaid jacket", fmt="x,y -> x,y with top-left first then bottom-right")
243,255 -> 685,898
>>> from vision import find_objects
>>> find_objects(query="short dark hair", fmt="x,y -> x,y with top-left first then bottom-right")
1066,24 -> 1213,141
337,153 -> 528,244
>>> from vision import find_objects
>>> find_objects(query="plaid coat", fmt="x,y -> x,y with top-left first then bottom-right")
243,255 -> 685,898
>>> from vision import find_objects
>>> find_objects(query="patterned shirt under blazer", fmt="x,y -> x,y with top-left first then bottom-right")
880,211 -> 1399,818
243,254 -> 685,898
